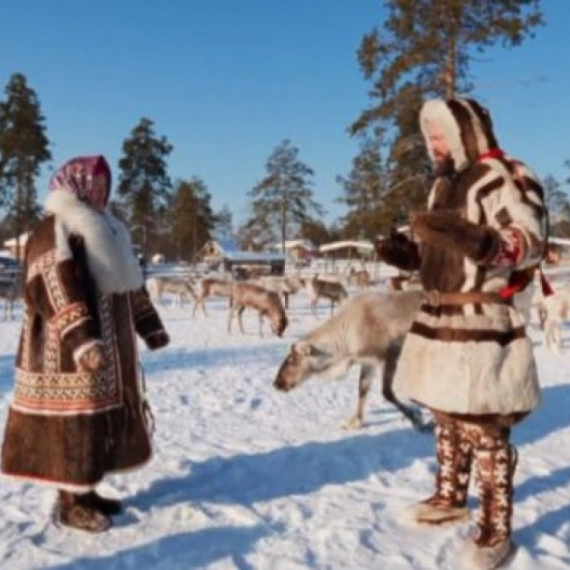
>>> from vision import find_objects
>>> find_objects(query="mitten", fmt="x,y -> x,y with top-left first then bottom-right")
146,330 -> 170,351
78,344 -> 105,372
412,211 -> 500,264
375,229 -> 421,271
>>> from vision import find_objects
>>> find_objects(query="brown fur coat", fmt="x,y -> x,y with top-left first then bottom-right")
1,192 -> 168,492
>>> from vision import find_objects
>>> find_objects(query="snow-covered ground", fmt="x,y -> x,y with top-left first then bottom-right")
0,273 -> 569,569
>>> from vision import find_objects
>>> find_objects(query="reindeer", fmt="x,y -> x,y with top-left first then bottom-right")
305,275 -> 348,317
0,278 -> 21,320
274,290 -> 429,431
347,267 -> 371,290
192,277 -> 234,317
540,285 -> 570,351
228,281 -> 288,338
146,276 -> 197,307
387,273 -> 422,292
251,275 -> 304,309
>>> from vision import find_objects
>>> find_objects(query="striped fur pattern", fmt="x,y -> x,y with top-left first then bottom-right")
394,98 -> 546,415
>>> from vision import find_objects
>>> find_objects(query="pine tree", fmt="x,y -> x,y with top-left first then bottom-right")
0,73 -> 52,257
298,218 -> 337,248
544,174 -> 570,237
244,139 -> 324,250
169,177 -> 215,262
117,117 -> 173,257
214,204 -> 233,239
350,0 -> 543,222
336,137 -> 393,239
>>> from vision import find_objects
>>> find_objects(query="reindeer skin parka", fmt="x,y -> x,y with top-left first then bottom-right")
393,98 -> 546,417
1,190 -> 168,492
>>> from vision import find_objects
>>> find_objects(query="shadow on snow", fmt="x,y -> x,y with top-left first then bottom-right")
128,427 -> 432,513
141,343 -> 287,376
48,524 -> 269,570
0,354 -> 15,396
512,384 -> 570,448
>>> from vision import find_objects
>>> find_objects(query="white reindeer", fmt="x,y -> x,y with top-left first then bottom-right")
305,275 -> 348,317
274,290 -> 428,431
228,281 -> 288,338
541,287 -> 570,351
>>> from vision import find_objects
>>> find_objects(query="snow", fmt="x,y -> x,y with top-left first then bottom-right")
1,274 -> 570,569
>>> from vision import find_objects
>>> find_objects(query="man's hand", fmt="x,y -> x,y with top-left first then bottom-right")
78,345 -> 105,372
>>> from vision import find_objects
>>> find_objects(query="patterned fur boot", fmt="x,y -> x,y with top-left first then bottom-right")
460,435 -> 517,570
406,420 -> 471,526
57,491 -> 112,533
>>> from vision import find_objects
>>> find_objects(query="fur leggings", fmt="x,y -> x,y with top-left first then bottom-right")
432,410 -> 519,545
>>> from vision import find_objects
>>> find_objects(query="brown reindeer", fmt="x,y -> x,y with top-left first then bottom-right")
305,275 -> 348,317
192,277 -> 233,317
228,282 -> 288,337
387,273 -> 422,292
274,290 -> 429,431
251,275 -> 304,309
348,267 -> 371,290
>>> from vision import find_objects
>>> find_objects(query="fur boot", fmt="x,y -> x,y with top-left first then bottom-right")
459,429 -> 518,570
82,490 -> 123,516
57,491 -> 112,533
406,419 -> 471,526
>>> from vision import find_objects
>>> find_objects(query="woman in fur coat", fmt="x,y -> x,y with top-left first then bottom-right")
1,156 -> 170,533
376,98 -> 546,570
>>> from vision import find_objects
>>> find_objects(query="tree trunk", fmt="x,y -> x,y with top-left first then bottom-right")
445,33 -> 457,99
281,200 -> 287,256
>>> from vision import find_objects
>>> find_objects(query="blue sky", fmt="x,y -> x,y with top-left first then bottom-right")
0,0 -> 568,227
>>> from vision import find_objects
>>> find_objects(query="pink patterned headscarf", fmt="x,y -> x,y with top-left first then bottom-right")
49,155 -> 112,208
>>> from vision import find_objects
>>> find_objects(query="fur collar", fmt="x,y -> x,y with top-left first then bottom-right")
45,191 -> 143,294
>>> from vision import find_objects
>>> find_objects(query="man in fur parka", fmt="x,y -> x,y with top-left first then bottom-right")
376,98 -> 546,569
1,155 -> 170,533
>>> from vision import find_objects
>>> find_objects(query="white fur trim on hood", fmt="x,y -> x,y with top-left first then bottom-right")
420,98 -> 492,172
420,99 -> 468,170
45,191 -> 144,294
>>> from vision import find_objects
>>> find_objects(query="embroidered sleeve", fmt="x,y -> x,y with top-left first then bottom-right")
130,287 -> 168,346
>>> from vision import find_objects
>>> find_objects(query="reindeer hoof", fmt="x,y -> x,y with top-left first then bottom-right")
410,409 -> 433,433
417,419 -> 435,434
342,417 -> 363,430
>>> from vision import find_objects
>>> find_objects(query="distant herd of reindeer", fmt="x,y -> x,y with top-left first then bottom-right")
146,272 -> 355,333
0,263 -> 569,431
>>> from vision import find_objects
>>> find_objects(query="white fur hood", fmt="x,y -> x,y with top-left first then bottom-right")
45,191 -> 143,294
419,98 -> 494,172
